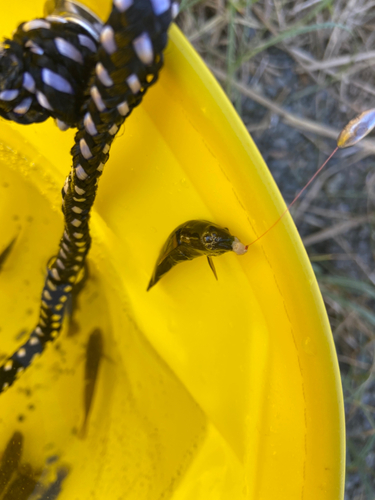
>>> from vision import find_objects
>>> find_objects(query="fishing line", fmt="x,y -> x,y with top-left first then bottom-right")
249,146 -> 339,246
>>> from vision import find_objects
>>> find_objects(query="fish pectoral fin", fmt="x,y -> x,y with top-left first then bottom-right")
0,235 -> 18,271
207,256 -> 218,281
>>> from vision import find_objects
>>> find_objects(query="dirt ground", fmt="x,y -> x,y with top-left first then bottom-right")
178,1 -> 375,498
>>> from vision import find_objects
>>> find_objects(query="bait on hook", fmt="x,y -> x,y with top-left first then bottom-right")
337,108 -> 375,148
147,107 -> 375,289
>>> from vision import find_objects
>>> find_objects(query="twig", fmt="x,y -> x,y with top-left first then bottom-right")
338,355 -> 372,370
296,49 -> 375,71
188,14 -> 226,42
302,215 -> 373,246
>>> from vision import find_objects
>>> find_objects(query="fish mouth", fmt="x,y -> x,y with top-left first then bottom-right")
232,237 -> 248,255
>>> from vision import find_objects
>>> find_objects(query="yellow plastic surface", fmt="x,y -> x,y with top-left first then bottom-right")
0,2 -> 345,499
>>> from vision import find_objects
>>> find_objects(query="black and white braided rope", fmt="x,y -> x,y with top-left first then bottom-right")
0,0 -> 177,394
0,18 -> 98,127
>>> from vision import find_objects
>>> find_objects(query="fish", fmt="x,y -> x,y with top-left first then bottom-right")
65,263 -> 89,337
38,467 -> 69,500
0,431 -> 23,496
79,328 -> 104,439
147,220 -> 247,290
3,463 -> 40,500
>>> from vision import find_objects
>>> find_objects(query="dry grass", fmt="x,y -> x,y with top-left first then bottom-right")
177,1 -> 375,498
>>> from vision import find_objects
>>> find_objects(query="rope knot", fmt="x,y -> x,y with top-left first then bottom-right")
0,19 -> 98,127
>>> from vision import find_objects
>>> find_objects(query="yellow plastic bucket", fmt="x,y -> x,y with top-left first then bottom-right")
0,2 -> 345,499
